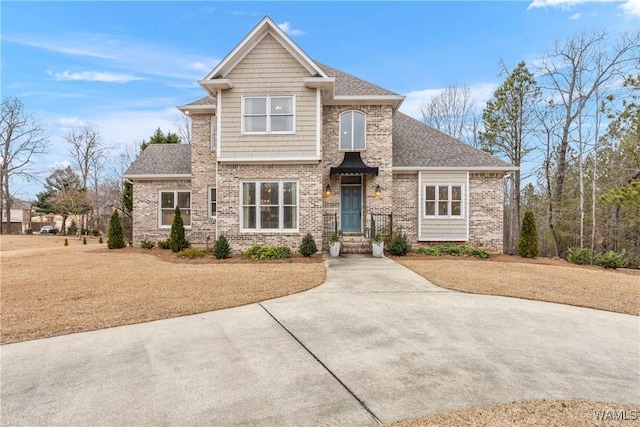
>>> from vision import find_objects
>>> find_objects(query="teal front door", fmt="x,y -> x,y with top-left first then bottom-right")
341,186 -> 362,233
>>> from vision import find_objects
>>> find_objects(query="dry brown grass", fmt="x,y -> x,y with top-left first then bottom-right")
388,400 -> 640,427
0,235 -> 325,344
395,254 -> 639,316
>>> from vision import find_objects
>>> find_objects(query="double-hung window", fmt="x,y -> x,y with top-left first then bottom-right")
339,110 -> 366,150
160,190 -> 191,227
241,181 -> 298,231
243,96 -> 294,134
424,185 -> 463,217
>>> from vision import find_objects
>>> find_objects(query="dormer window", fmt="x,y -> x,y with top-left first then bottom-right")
242,96 -> 294,134
339,110 -> 366,151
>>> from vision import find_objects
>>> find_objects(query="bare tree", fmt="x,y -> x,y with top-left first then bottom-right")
175,114 -> 192,144
420,84 -> 479,145
0,97 -> 48,234
65,125 -> 106,234
536,30 -> 640,252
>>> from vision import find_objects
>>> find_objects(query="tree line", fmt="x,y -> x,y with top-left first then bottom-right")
420,30 -> 639,267
1,96 -> 186,237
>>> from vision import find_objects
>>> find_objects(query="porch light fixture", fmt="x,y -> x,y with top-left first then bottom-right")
374,184 -> 382,198
324,184 -> 332,197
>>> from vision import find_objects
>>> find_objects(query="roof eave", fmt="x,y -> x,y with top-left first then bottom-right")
199,79 -> 233,96
392,166 -> 518,172
177,104 -> 216,115
122,174 -> 192,181
326,95 -> 405,111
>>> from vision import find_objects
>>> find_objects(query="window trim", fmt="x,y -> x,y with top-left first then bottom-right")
158,190 -> 192,229
240,180 -> 299,233
241,95 -> 296,135
339,110 -> 366,151
423,184 -> 464,219
208,186 -> 217,218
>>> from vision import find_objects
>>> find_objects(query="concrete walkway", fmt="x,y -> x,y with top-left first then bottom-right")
2,255 -> 638,425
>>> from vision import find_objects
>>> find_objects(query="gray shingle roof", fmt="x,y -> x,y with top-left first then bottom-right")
124,144 -> 191,177
181,96 -> 216,107
393,112 -> 513,169
317,63 -> 400,97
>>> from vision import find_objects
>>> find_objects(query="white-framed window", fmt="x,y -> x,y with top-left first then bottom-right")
159,190 -> 191,227
242,96 -> 295,134
241,180 -> 298,231
424,185 -> 463,218
339,110 -> 366,150
209,187 -> 217,218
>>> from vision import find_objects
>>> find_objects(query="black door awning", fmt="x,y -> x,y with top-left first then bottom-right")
329,152 -> 379,176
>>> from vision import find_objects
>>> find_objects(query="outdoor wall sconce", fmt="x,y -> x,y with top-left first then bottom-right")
324,184 -> 332,197
374,184 -> 382,198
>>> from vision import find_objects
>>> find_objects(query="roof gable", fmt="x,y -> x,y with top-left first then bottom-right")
203,16 -> 327,81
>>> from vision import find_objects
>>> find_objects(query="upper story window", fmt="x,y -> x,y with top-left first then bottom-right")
340,110 -> 366,150
242,96 -> 294,134
424,185 -> 463,218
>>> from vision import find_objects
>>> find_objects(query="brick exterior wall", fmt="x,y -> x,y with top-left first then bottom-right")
189,114 -> 217,246
391,171 -> 505,253
321,105 -> 394,235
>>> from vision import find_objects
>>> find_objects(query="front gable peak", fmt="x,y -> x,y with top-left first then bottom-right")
201,17 -> 329,93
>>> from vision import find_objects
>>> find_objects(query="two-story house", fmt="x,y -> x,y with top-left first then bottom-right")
124,16 -> 516,253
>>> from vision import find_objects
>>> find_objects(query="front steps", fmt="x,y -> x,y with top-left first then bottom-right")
340,235 -> 371,254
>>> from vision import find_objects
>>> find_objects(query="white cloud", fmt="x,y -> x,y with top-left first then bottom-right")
400,83 -> 498,120
569,12 -> 582,19
6,33 -> 219,81
527,0 -> 620,10
57,117 -> 87,128
51,70 -> 143,83
48,160 -> 72,171
278,22 -> 305,36
620,0 -> 640,16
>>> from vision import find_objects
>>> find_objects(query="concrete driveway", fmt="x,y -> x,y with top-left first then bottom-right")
2,255 -> 638,425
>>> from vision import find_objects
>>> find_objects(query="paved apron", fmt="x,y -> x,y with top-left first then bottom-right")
2,255 -> 638,425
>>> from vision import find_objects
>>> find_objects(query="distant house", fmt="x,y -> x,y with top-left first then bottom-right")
1,198 -> 31,234
124,16 -> 516,253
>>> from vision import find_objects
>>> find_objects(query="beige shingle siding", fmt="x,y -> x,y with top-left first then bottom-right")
419,171 -> 468,240
219,34 -> 317,159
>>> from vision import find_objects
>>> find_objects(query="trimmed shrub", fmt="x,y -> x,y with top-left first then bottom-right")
168,206 -> 189,253
388,231 -> 411,256
567,247 -> 591,265
157,239 -> 171,250
243,245 -> 291,260
64,238 -> 69,247
213,235 -> 231,259
299,233 -> 318,257
82,237 -> 87,245
140,240 -> 155,249
517,210 -> 539,258
177,248 -> 208,259
91,229 -> 101,237
594,250 -> 626,269
107,210 -> 125,249
417,244 -> 490,259
98,237 -> 103,244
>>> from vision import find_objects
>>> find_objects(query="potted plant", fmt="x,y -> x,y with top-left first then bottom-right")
329,232 -> 341,257
372,233 -> 384,258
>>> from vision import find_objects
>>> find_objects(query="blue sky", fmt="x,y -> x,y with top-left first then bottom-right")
2,0 -> 639,199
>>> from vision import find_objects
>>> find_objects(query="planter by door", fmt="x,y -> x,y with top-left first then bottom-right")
372,242 -> 384,258
329,242 -> 341,257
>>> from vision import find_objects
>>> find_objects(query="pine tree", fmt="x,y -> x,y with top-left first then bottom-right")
107,210 -> 125,249
213,235 -> 231,259
169,206 -> 189,252
518,210 -> 539,258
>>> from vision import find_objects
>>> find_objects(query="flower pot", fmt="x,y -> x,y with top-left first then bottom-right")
372,241 -> 384,258
329,242 -> 341,257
